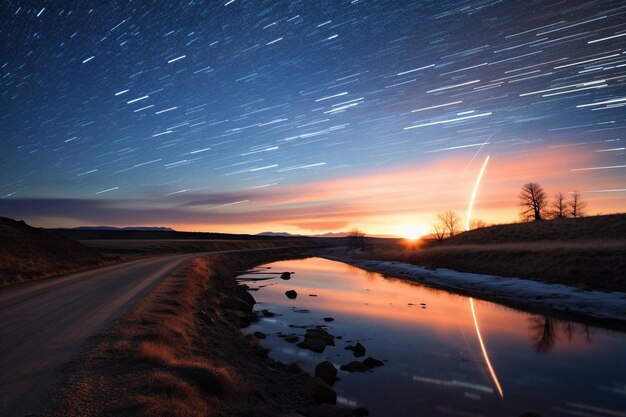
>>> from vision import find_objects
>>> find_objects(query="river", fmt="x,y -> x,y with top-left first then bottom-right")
240,257 -> 626,417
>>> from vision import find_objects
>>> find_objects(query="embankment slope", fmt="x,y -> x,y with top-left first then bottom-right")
0,216 -> 112,285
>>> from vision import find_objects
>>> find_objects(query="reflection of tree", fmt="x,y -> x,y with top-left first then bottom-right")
529,316 -> 557,353
564,322 -> 575,341
527,317 -> 594,352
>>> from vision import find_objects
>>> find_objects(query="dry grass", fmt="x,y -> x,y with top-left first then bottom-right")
43,250 -> 338,417
0,216 -> 114,285
356,214 -> 626,292
76,237 -> 321,257
138,371 -> 208,417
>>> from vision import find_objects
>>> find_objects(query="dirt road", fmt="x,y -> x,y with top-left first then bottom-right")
0,251 -> 241,416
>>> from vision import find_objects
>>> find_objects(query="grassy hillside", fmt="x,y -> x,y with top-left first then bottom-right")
359,214 -> 626,292
0,217 -> 113,285
440,213 -> 626,245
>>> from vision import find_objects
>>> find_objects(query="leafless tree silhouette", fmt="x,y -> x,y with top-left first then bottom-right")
569,191 -> 587,218
551,191 -> 568,219
431,223 -> 446,242
347,228 -> 366,249
469,218 -> 487,230
519,182 -> 547,222
437,210 -> 461,237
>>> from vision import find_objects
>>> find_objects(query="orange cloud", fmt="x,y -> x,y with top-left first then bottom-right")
6,144 -> 622,235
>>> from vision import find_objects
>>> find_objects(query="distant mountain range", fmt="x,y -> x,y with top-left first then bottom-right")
255,231 -> 396,238
257,231 -> 350,238
60,227 -> 394,238
69,226 -> 176,232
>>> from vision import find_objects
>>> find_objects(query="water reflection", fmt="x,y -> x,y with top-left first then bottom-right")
527,317 -> 593,353
241,257 -> 626,417
529,317 -> 556,354
470,298 -> 504,398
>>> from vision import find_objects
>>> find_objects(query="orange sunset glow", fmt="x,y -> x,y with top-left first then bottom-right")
5,143 -> 617,236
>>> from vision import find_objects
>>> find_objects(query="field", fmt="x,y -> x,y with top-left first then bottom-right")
354,214 -> 626,292
0,216 -> 325,285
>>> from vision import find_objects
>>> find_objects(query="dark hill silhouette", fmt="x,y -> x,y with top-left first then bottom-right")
0,217 -> 111,285
71,226 -> 176,232
436,213 -> 626,246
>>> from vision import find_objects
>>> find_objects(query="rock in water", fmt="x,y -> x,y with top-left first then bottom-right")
308,377 -> 337,404
298,328 -> 335,353
315,361 -> 337,386
340,361 -> 370,373
254,331 -> 267,339
363,357 -> 384,368
285,290 -> 298,299
280,272 -> 293,280
340,356 -> 384,373
345,342 -> 366,357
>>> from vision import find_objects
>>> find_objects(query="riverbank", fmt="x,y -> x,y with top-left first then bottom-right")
355,214 -> 626,293
42,249 -> 354,417
322,255 -> 626,330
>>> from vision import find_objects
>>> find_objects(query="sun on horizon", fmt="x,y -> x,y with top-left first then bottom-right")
393,223 -> 429,241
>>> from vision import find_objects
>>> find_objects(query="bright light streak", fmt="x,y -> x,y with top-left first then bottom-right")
588,32 -> 626,44
469,298 -> 504,398
571,165 -> 626,172
465,155 -> 490,231
404,112 -> 492,130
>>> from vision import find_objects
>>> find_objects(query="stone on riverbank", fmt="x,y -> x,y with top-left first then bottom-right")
308,377 -> 337,404
315,361 -> 337,386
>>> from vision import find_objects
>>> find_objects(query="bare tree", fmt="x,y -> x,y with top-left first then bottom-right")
551,191 -> 568,219
569,191 -> 587,218
519,182 -> 547,222
431,223 -> 446,242
469,219 -> 487,230
347,228 -> 366,249
437,211 -> 461,237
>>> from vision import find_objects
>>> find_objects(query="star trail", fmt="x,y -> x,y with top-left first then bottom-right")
1,0 -> 625,234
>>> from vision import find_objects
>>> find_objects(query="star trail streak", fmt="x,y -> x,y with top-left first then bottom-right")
1,0 -> 625,233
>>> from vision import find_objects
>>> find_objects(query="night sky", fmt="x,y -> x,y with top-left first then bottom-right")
1,0 -> 625,235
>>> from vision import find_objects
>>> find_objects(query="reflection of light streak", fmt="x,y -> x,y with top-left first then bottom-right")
412,375 -> 494,393
465,155 -> 490,231
469,297 -> 504,398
